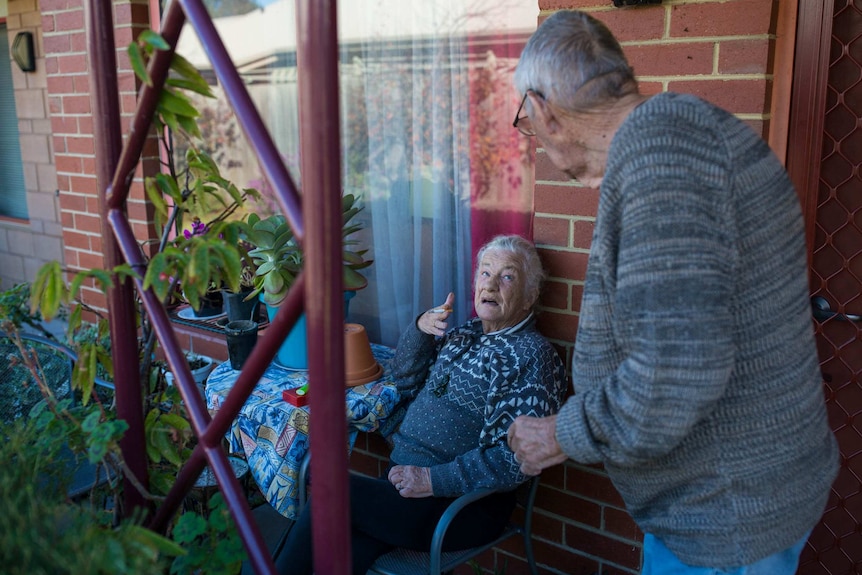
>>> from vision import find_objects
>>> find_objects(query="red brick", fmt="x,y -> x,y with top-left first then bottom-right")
536,486 -> 602,529
572,284 -> 584,313
41,0 -> 72,10
41,14 -> 55,33
670,0 -> 776,38
50,115 -> 77,134
536,309 -> 578,343
69,175 -> 97,194
78,252 -> 107,274
47,74 -> 75,94
604,505 -> 644,542
538,248 -> 589,282
572,219 -> 593,250
67,135 -> 94,154
62,94 -> 91,114
531,511 -> 566,544
73,74 -> 90,96
535,150 -> 570,182
73,212 -> 102,234
62,230 -> 91,251
564,523 -> 642,569
70,31 -> 87,52
57,53 -> 88,74
540,279 -> 569,311
534,215 -> 569,247
78,114 -> 93,134
565,465 -> 626,507
43,33 -> 71,54
59,193 -> 87,212
53,136 -> 67,154
626,42 -> 715,78
537,459 -> 566,490
639,80 -> 664,95
55,154 -> 83,173
718,39 -> 770,75
531,538 -> 600,575
55,9 -> 84,32
63,247 -> 79,268
668,78 -> 770,115
535,183 -> 599,219
594,6 -> 666,43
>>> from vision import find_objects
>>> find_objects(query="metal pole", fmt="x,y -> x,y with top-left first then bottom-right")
296,1 -> 351,573
85,0 -> 148,514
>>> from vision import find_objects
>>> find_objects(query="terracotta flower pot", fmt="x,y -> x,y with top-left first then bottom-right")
344,323 -> 382,386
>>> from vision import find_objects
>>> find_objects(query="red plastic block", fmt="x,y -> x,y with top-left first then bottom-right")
282,388 -> 309,407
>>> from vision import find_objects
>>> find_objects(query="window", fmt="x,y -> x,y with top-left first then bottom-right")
175,0 -> 536,345
0,23 -> 29,220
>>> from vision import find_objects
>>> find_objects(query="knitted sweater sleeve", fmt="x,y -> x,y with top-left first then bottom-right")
431,334 -> 567,496
557,105 -> 738,466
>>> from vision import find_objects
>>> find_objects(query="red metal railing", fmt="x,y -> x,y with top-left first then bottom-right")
86,0 -> 350,572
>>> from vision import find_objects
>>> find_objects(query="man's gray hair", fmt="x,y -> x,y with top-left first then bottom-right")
475,235 -> 546,308
514,10 -> 637,113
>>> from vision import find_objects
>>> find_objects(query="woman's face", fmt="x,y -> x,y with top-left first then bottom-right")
473,249 -> 534,333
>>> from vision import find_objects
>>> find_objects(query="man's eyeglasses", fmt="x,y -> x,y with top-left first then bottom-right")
513,92 -> 534,137
513,90 -> 541,137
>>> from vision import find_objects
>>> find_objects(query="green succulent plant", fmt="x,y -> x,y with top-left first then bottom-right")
242,193 -> 373,308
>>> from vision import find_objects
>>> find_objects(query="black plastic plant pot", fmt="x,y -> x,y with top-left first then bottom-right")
224,320 -> 259,371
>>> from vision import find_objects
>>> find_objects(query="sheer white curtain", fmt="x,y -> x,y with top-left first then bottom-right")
338,0 -> 537,345
178,0 -> 536,347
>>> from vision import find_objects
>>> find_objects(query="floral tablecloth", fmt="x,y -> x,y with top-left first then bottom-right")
205,344 -> 399,519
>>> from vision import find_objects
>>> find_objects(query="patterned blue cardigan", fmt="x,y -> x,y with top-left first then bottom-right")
387,315 -> 567,497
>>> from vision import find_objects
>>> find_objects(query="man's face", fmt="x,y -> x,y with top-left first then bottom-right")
473,249 -> 533,332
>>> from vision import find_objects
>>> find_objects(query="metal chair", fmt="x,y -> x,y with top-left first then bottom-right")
1,331 -> 116,498
367,475 -> 542,575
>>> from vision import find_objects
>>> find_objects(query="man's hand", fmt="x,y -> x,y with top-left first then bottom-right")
388,465 -> 433,498
418,292 -> 455,336
507,415 -> 568,476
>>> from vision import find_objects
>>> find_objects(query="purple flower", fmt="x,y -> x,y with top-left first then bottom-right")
183,218 -> 209,239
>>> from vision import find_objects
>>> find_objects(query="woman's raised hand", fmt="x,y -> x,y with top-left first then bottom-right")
418,292 -> 455,336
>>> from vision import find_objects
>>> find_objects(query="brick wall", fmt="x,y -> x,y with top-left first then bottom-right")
359,1 -> 783,574
0,0 -> 64,291
41,0 -> 156,312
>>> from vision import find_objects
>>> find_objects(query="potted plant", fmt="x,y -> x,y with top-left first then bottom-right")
221,243 -> 259,323
241,193 -> 373,369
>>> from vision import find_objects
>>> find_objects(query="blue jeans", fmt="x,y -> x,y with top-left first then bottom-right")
641,532 -> 809,575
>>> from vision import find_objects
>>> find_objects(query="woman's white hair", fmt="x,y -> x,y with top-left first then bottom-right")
475,235 -> 546,310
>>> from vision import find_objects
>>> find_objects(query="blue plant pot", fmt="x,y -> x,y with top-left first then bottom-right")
265,304 -> 308,370
264,290 -> 358,371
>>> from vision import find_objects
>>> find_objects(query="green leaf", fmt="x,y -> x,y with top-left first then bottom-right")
137,30 -> 170,52
127,43 -> 151,86
172,512 -> 208,544
158,89 -> 199,119
145,177 -> 169,218
170,52 -> 210,89
166,77 -> 214,98
31,260 -> 66,321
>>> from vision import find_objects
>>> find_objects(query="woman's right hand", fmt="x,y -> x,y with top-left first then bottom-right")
418,292 -> 455,336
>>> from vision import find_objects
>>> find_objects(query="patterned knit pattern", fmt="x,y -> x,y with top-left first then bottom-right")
389,317 -> 567,497
555,92 -> 839,568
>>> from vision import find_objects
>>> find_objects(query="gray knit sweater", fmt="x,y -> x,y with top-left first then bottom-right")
389,316 -> 567,497
555,92 -> 839,567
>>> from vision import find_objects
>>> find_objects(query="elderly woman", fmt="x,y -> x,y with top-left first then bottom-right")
276,234 -> 567,575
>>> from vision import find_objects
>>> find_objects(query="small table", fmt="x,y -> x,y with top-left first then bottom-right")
205,344 -> 399,519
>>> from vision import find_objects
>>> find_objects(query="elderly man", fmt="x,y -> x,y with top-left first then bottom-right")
506,10 -> 838,575
277,234 -> 567,574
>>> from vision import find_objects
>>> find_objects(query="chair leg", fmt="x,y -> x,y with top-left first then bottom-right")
525,532 -> 539,575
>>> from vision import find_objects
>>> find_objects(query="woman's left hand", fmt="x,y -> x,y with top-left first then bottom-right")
388,465 -> 433,498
